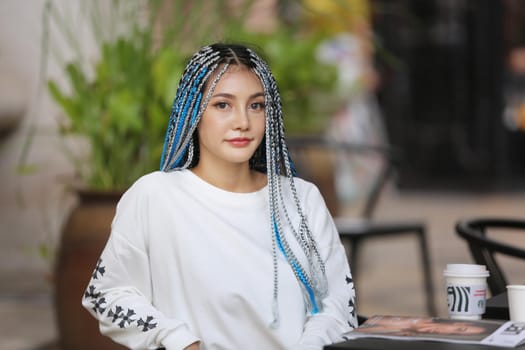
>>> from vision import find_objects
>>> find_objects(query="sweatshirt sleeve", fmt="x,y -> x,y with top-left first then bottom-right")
296,184 -> 358,350
81,181 -> 200,350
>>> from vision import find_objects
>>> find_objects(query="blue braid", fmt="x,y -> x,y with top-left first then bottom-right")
273,218 -> 320,314
174,68 -> 208,147
160,65 -> 208,170
190,92 -> 203,125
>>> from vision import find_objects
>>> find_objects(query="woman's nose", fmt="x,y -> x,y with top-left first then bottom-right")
232,109 -> 249,130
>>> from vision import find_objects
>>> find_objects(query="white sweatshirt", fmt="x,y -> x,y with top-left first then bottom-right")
82,169 -> 357,350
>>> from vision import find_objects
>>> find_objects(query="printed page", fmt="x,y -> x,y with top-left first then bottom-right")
481,322 -> 525,348
343,315 -> 506,345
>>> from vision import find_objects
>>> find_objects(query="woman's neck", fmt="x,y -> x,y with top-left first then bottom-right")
191,162 -> 267,193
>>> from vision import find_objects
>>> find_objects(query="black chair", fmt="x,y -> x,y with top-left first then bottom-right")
286,135 -> 436,316
455,217 -> 525,297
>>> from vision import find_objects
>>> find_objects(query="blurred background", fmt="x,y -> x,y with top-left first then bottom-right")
0,0 -> 524,349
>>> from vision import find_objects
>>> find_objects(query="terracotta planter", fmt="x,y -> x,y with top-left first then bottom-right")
54,190 -> 126,350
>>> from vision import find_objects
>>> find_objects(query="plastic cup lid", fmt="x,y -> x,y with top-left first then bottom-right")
443,263 -> 490,277
507,285 -> 525,290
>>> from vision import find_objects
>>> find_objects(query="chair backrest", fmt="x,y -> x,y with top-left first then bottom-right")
286,135 -> 400,219
455,218 -> 525,296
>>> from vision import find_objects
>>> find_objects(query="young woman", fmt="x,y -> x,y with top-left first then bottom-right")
82,43 -> 357,350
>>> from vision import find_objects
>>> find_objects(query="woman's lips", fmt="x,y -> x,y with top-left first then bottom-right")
226,137 -> 251,147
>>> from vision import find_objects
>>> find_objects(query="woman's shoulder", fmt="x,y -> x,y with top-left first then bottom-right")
289,175 -> 317,190
283,175 -> 322,200
125,170 -> 190,196
131,170 -> 169,188
135,169 -> 172,182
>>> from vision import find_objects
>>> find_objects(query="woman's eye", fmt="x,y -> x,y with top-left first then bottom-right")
251,102 -> 265,110
215,102 -> 229,110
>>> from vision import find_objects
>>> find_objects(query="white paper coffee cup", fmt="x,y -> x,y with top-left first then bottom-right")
444,264 -> 489,320
507,285 -> 525,322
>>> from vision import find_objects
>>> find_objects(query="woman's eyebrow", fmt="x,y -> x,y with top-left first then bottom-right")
211,92 -> 234,99
211,92 -> 265,99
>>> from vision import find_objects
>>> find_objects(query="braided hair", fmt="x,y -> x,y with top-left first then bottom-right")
160,43 -> 328,327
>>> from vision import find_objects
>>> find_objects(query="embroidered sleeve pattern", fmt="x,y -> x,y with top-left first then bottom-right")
345,274 -> 357,329
83,258 -> 158,333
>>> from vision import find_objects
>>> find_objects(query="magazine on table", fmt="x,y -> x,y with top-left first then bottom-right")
342,315 -> 525,348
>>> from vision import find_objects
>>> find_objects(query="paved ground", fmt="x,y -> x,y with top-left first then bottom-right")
1,188 -> 525,349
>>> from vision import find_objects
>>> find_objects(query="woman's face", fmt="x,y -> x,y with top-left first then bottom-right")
197,66 -> 266,169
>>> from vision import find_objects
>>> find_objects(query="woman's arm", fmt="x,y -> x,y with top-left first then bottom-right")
81,182 -> 200,350
82,230 -> 200,350
295,184 -> 357,349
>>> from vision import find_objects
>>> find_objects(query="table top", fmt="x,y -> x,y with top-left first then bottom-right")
324,338 -> 525,350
